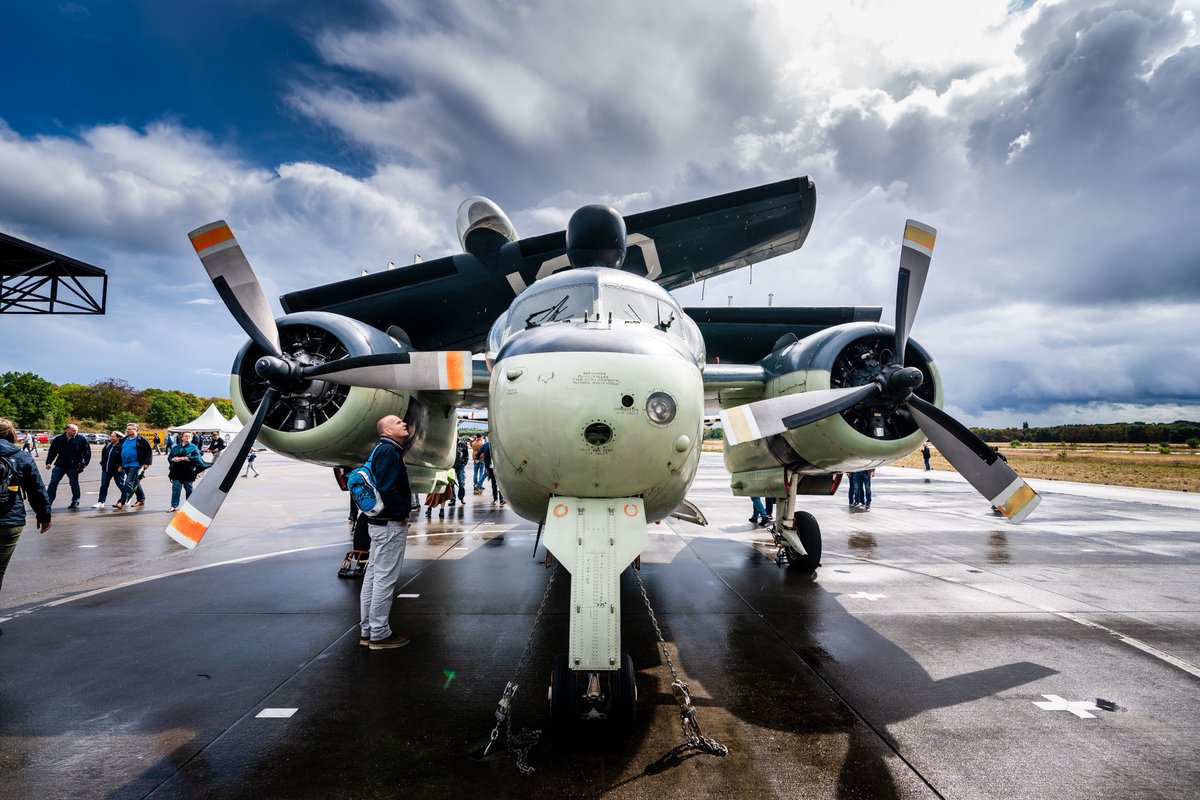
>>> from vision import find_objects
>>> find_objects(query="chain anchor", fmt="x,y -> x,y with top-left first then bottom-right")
671,680 -> 729,756
474,563 -> 559,774
481,680 -> 518,759
634,568 -> 729,759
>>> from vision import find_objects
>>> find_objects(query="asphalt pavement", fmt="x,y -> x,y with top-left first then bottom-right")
1,451 -> 1198,799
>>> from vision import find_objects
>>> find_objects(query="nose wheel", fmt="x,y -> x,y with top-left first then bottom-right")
548,653 -> 637,735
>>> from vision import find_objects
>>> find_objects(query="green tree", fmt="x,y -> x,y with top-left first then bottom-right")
147,392 -> 196,427
1186,438 -> 1199,450
67,378 -> 139,421
106,411 -> 140,431
0,372 -> 68,428
56,382 -> 90,418
0,395 -> 16,421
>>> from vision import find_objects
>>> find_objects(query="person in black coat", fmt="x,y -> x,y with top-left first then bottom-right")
44,424 -> 91,509
1,417 -> 51,635
92,431 -> 123,508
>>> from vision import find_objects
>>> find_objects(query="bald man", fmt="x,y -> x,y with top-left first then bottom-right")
358,415 -> 414,650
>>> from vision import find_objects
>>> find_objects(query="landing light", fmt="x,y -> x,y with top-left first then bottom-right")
646,392 -> 677,425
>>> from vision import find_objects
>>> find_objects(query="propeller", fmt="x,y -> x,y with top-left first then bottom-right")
719,220 -> 1041,522
168,221 -> 473,549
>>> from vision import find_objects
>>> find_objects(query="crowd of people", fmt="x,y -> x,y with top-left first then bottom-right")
12,424 -> 236,514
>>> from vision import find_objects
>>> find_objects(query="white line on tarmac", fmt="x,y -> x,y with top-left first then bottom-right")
0,543 -> 344,625
1046,608 -> 1200,680
828,548 -> 1200,681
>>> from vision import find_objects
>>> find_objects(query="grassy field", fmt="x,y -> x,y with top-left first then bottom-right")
703,439 -> 1200,492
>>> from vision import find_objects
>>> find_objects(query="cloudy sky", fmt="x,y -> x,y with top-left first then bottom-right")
2,0 -> 1198,427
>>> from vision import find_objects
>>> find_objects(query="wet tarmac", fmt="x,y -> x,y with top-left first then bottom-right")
1,451 -> 1198,799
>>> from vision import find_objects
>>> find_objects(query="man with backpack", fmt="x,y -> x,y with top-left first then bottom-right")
1,417 -> 51,636
357,414 -> 413,651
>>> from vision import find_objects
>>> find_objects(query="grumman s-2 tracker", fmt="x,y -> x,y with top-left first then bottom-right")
166,177 -> 1040,735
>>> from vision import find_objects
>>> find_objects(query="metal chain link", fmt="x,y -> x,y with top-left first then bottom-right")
483,562 -> 559,774
633,568 -> 729,758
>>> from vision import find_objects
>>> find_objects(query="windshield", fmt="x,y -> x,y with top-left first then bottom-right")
508,283 -> 596,333
607,287 -> 676,330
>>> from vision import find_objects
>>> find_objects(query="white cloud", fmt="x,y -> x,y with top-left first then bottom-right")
2,0 -> 1199,428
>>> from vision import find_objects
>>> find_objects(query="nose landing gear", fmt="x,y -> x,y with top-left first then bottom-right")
548,653 -> 637,734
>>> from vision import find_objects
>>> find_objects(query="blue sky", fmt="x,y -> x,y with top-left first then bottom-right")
2,0 -> 1199,427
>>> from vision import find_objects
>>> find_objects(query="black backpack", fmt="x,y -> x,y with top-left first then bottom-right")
0,453 -> 17,507
454,439 -> 470,469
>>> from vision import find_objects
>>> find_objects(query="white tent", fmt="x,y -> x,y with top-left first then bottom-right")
168,404 -> 242,437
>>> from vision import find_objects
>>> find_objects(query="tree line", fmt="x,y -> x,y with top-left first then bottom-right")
0,372 -> 233,431
972,420 -> 1200,445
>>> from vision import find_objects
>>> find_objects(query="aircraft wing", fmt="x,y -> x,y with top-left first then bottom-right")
279,177 -> 817,353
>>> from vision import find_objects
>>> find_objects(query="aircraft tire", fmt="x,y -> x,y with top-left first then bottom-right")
610,653 -> 637,735
784,511 -> 822,573
549,654 -> 577,729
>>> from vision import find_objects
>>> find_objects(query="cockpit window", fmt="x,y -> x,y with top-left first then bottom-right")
508,283 -> 596,334
608,288 -> 676,331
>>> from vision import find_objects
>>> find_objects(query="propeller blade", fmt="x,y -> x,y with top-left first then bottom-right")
166,387 -> 278,549
906,395 -> 1041,522
893,220 -> 935,365
720,383 -> 882,446
301,351 -> 473,390
189,220 -> 282,358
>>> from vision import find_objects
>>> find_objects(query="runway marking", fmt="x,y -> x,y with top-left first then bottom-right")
396,593 -> 420,598
826,548 -> 1200,681
78,545 -> 99,549
256,708 -> 298,719
1047,609 -> 1200,680
0,542 -> 344,625
1032,695 -> 1099,719
846,591 -> 886,601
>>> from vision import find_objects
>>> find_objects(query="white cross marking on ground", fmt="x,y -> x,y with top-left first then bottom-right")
256,708 -> 298,718
1032,695 -> 1100,718
846,592 -> 886,601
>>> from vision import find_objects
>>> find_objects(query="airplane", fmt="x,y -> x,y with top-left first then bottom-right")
165,177 -> 1040,733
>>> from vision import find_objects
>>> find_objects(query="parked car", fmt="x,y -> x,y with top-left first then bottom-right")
85,432 -> 109,444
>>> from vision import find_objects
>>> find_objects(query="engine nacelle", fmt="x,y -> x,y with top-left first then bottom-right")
229,311 -> 458,478
724,321 -> 942,494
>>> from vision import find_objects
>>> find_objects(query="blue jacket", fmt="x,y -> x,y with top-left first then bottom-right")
1,440 -> 51,527
366,437 -> 412,525
46,432 -> 91,471
167,443 -> 207,481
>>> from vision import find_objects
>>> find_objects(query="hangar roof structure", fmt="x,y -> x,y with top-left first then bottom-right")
0,230 -> 107,314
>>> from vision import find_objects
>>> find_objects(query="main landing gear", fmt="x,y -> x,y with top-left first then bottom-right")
773,510 -> 822,574
548,653 -> 637,734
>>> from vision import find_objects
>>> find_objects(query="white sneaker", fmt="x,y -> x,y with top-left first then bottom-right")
91,502 -> 104,509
